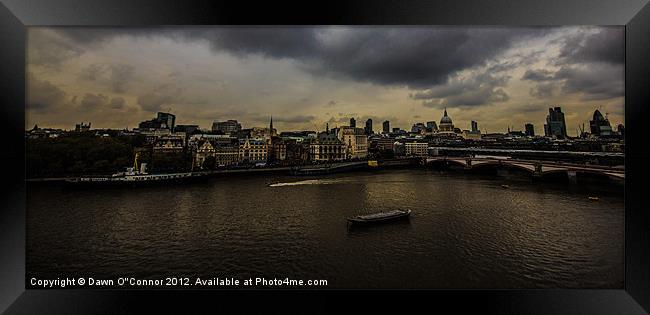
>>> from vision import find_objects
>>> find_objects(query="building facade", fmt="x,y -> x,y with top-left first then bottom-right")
544,107 -> 567,138
309,132 -> 346,161
239,138 -> 268,164
525,123 -> 535,137
212,120 -> 242,134
404,142 -> 428,157
337,126 -> 368,159
365,119 -> 373,135
589,110 -> 613,136
438,109 -> 455,133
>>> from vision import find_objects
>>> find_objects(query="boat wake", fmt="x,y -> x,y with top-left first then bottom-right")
269,179 -> 347,187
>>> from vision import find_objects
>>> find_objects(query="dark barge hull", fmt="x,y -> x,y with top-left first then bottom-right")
347,210 -> 411,226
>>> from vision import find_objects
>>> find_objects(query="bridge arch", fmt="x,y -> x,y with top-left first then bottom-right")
426,158 -> 467,168
470,160 -> 535,175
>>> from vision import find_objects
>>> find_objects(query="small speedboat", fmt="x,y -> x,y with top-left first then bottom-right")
588,196 -> 600,201
347,209 -> 411,227
501,184 -> 510,189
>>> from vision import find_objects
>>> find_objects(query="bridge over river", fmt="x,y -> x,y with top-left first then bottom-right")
425,156 -> 625,180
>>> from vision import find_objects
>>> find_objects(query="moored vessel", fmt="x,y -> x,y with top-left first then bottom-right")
64,153 -> 209,187
347,209 -> 411,227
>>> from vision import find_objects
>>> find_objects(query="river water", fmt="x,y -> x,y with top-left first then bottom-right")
27,169 -> 624,289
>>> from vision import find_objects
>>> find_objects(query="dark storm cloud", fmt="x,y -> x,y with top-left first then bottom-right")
555,64 -> 623,101
529,82 -> 559,98
80,93 -> 127,110
79,63 -> 135,93
110,64 -> 135,93
51,27 -> 550,89
28,30 -> 84,68
79,63 -> 105,81
81,93 -> 109,108
294,28 -> 547,89
521,69 -> 555,81
558,28 -> 624,65
412,72 -> 511,108
523,28 -> 624,102
27,74 -> 67,111
110,97 -> 126,109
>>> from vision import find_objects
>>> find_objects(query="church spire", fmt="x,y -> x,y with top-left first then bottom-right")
443,108 -> 448,117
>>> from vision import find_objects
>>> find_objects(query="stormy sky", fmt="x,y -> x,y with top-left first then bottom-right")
27,26 -> 624,135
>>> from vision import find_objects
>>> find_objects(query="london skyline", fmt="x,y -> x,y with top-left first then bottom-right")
27,26 -> 624,133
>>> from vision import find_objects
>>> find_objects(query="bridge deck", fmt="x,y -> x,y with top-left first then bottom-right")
426,157 -> 624,179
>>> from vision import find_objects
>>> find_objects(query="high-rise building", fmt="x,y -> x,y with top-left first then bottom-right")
411,123 -> 426,134
138,112 -> 175,131
525,123 -> 535,137
382,120 -> 390,134
426,121 -> 438,131
544,107 -> 567,138
75,122 -> 91,132
157,112 -> 176,131
350,118 -> 356,128
462,121 -> 481,140
212,120 -> 242,134
365,118 -> 373,135
589,110 -> 613,136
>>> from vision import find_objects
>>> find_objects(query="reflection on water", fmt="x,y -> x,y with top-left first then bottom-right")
27,169 -> 623,288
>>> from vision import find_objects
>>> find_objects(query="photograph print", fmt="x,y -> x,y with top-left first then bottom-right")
26,26 -> 624,289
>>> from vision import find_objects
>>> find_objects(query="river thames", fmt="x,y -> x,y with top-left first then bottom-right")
27,169 -> 624,288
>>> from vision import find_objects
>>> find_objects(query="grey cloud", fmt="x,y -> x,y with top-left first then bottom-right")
412,72 -> 511,108
110,64 -> 135,93
81,93 -> 109,109
28,29 -> 84,68
529,82 -> 559,98
422,99 -> 446,109
110,97 -> 126,109
558,28 -> 624,65
52,26 -> 550,89
79,63 -> 135,93
487,61 -> 520,73
525,60 -> 623,101
137,93 -> 173,112
555,64 -> 623,101
521,69 -> 555,81
27,74 -> 67,111
79,63 -> 106,81
325,100 -> 338,107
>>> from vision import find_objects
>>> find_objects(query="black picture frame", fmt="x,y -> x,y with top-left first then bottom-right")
1,0 -> 649,313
